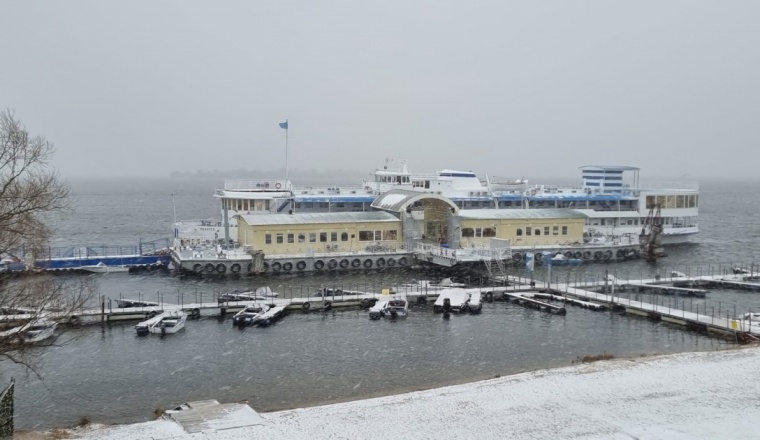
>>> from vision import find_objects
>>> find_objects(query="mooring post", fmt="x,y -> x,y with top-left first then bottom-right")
101,295 -> 105,324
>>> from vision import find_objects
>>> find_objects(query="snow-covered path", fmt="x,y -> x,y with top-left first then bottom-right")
76,347 -> 760,440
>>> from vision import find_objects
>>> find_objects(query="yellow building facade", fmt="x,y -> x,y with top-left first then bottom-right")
235,212 -> 402,255
457,209 -> 586,248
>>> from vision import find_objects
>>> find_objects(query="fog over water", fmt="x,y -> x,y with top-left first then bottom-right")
2,1 -> 760,179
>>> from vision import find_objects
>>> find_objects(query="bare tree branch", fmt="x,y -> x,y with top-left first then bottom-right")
0,109 -> 90,372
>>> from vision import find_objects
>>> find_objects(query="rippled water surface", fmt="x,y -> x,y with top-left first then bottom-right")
8,177 -> 760,429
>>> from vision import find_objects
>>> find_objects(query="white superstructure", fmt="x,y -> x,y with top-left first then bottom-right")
173,162 -> 698,247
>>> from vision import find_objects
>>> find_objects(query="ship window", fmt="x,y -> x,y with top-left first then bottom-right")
295,202 -> 302,209
656,195 -> 665,207
298,233 -> 305,243
666,196 -> 676,209
265,234 -> 272,245
309,233 -> 317,243
276,233 -> 283,244
319,203 -> 328,209
304,202 -> 314,208
687,195 -> 695,208
461,228 -> 474,237
562,226 -> 568,235
287,233 -> 294,244
341,232 -> 348,241
375,231 -> 382,240
526,227 -> 532,236
331,232 -> 338,242
359,231 -> 374,241
516,228 -> 523,236
544,226 -> 550,235
535,228 -> 541,236
320,232 -> 327,242
553,226 -> 559,235
676,195 -> 685,208
383,230 -> 398,241
483,227 -> 496,237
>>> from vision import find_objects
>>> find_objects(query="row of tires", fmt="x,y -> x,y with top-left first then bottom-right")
191,257 -> 410,274
511,249 -> 641,263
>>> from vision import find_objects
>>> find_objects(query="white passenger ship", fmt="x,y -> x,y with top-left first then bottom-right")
174,161 -> 698,246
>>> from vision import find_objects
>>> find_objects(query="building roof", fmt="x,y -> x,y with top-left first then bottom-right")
370,189 -> 459,213
458,209 -> 587,220
579,165 -> 640,172
234,211 -> 399,226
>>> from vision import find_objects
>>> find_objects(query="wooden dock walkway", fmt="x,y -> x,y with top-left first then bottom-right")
505,276 -> 760,339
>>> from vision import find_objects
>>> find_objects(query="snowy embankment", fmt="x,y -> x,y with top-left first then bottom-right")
75,347 -> 760,440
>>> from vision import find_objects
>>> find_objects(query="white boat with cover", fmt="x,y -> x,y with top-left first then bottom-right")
80,262 -> 130,273
135,311 -> 187,336
433,288 -> 473,313
148,311 -> 187,335
368,297 -> 409,320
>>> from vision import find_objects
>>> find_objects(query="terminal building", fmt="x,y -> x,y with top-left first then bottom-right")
172,190 -> 636,276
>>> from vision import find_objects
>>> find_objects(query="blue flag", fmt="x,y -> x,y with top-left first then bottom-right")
279,121 -> 288,129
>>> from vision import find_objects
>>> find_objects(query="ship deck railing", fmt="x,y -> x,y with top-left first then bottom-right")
638,180 -> 700,191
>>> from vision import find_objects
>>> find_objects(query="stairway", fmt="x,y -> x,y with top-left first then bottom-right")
483,251 -> 507,281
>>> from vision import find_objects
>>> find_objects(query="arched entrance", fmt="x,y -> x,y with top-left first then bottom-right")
370,190 -> 459,248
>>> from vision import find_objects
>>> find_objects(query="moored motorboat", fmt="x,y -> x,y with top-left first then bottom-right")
135,311 -> 187,336
256,306 -> 286,327
150,311 -> 187,335
23,318 -> 57,343
219,287 -> 279,303
548,253 -> 583,266
433,288 -> 471,313
115,299 -> 159,309
232,304 -> 270,327
368,297 -> 409,320
394,278 -> 467,294
80,262 -> 130,273
0,317 -> 58,344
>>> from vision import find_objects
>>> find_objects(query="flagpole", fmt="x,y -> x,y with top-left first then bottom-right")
285,119 -> 289,181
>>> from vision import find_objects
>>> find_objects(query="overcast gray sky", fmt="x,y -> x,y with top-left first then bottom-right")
1,1 -> 758,180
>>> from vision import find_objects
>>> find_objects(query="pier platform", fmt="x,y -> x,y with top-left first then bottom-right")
506,276 -> 760,340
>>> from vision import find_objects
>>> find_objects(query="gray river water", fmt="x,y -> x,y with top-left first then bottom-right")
5,177 -> 760,429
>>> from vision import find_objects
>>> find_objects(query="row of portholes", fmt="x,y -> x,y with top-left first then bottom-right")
190,256 -> 411,274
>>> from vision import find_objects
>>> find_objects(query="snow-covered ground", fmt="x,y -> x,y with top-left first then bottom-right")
72,347 -> 760,440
